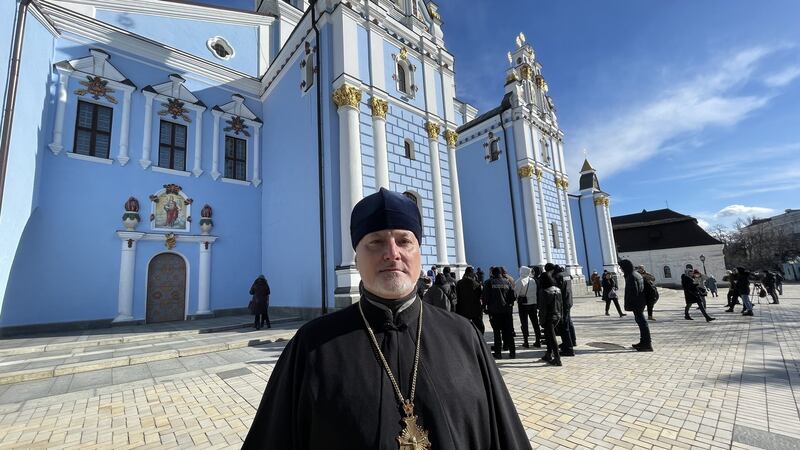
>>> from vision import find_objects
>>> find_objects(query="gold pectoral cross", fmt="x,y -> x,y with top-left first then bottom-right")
396,402 -> 431,450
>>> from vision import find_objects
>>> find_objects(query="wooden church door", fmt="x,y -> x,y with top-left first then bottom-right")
146,253 -> 187,323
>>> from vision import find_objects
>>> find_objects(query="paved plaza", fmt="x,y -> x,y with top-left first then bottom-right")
0,285 -> 798,449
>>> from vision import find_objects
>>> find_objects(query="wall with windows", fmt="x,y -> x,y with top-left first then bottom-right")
0,11 -> 56,322
383,41 -> 425,110
617,245 -> 726,288
1,37 -> 264,326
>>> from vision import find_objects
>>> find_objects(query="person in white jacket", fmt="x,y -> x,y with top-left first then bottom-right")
514,266 -> 541,348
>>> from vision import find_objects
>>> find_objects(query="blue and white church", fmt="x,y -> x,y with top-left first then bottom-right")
0,0 -> 614,332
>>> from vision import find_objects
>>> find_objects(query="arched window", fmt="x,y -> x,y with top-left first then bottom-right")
403,191 -> 424,226
404,138 -> 415,160
484,132 -> 501,162
551,222 -> 560,248
663,266 -> 672,279
397,63 -> 408,94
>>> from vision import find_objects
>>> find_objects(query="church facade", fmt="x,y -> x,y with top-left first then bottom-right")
0,0 -> 612,331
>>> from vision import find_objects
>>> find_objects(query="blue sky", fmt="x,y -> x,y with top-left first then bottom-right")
200,0 -> 798,229
435,0 -> 800,230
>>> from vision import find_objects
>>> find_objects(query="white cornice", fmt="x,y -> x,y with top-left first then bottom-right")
29,2 -> 60,37
40,1 -> 263,97
52,0 -> 276,26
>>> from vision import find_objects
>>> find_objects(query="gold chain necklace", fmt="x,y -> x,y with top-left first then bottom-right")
358,299 -> 431,450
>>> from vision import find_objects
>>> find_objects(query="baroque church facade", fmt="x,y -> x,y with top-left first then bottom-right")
0,0 -> 614,331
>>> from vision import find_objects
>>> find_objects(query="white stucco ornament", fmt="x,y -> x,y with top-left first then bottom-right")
122,196 -> 140,231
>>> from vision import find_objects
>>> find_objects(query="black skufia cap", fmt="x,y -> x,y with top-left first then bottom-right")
350,188 -> 422,249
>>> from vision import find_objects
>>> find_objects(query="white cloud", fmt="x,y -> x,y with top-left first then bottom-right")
697,218 -> 711,230
567,45 -> 792,179
764,65 -> 800,87
714,204 -> 774,219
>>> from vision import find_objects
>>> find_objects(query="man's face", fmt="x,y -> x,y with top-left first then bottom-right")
356,229 -> 421,299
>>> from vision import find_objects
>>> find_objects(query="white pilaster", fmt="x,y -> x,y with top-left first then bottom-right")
210,109 -> 222,180
444,130 -> 466,265
370,97 -> 389,189
252,124 -> 262,187
114,232 -> 144,322
197,241 -> 212,315
595,197 -> 616,269
367,22 -> 386,91
117,87 -> 133,165
425,121 -> 448,265
48,67 -> 71,155
333,84 -> 363,267
192,108 -> 204,176
139,91 -> 155,169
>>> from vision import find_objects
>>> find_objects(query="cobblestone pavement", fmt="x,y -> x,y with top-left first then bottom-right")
0,285 -> 798,449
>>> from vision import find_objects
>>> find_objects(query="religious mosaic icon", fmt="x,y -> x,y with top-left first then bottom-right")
150,184 -> 192,232
158,98 -> 192,122
74,75 -> 118,104
224,115 -> 250,137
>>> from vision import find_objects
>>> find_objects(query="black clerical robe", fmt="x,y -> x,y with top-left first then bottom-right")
243,296 -> 532,449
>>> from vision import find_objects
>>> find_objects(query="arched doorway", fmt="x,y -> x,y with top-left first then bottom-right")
146,253 -> 187,323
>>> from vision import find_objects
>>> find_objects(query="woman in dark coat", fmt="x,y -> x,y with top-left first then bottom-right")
681,269 -> 714,322
423,273 -> 452,311
250,275 -> 271,329
602,272 -> 625,317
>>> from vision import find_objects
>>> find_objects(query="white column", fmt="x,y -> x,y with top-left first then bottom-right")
370,97 -> 389,189
519,165 -> 545,266
538,175 -> 553,262
192,108 -> 204,176
595,197 -> 615,268
114,232 -> 144,322
139,91 -> 155,169
197,241 -> 212,315
333,84 -> 363,266
117,87 -> 133,165
425,121 -> 448,265
444,130 -> 466,265
48,68 -> 71,155
603,203 -> 619,266
252,124 -> 262,187
210,110 -> 222,180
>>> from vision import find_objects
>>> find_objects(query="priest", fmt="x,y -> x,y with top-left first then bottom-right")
243,188 -> 532,449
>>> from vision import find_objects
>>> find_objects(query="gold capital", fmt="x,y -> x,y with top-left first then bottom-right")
444,130 -> 458,147
535,167 -> 543,181
594,196 -> 609,207
520,65 -> 533,80
332,84 -> 362,109
518,164 -> 534,178
424,121 -> 441,140
369,97 -> 388,119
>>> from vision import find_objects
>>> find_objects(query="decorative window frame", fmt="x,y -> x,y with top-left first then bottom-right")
663,266 -> 672,279
484,131 -> 502,162
300,41 -> 317,93
540,137 -> 552,166
210,94 -> 263,186
139,74 -> 207,177
551,222 -> 560,249
403,138 -> 415,160
403,190 -> 424,223
148,183 -> 193,233
207,36 -> 235,61
392,47 -> 418,99
49,49 -> 136,165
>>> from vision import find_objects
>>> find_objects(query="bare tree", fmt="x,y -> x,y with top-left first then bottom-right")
724,216 -> 800,270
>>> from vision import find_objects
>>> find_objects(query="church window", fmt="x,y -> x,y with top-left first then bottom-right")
207,37 -> 234,61
663,266 -> 672,279
74,100 -> 112,159
397,63 -> 409,94
541,139 -> 552,165
158,121 -> 187,171
404,138 -> 415,160
484,131 -> 501,162
551,222 -> 560,248
224,136 -> 247,181
305,54 -> 314,90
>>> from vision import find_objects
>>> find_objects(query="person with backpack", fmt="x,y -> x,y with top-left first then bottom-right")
620,260 -> 653,352
537,263 -> 563,366
636,266 -> 659,321
514,266 -> 541,348
554,266 -> 575,357
482,267 -> 516,359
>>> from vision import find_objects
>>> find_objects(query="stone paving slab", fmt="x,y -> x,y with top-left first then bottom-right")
0,286 -> 797,448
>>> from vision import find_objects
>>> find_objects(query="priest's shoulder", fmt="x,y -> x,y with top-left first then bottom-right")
288,304 -> 362,348
423,303 -> 482,337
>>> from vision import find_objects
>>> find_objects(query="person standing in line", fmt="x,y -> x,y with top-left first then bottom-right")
591,271 -> 602,298
620,260 -> 653,352
682,268 -> 716,322
602,271 -> 625,317
636,265 -> 659,321
249,275 -> 271,329
483,267 -> 516,359
514,266 -> 541,348
537,263 -> 562,366
456,266 -> 485,334
417,269 -> 431,298
423,273 -> 452,311
705,274 -> 719,298
427,265 -> 438,285
476,267 -> 485,283
735,267 -> 755,316
763,271 -> 779,304
554,266 -> 575,357
442,266 -> 458,310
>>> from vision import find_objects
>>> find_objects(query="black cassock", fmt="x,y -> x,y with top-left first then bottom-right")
243,296 -> 532,450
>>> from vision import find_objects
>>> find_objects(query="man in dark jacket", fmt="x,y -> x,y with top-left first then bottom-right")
554,266 -> 576,356
763,271 -> 779,304
736,267 -> 754,315
482,267 -> 516,359
442,266 -> 458,311
456,267 -> 484,333
619,260 -> 652,352
681,268 -> 716,322
537,263 -> 563,366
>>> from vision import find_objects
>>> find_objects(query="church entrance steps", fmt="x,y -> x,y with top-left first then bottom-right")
0,325 -> 300,385
0,313 -> 300,358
